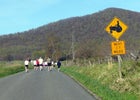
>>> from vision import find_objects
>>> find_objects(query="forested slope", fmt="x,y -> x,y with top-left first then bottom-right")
0,7 -> 140,61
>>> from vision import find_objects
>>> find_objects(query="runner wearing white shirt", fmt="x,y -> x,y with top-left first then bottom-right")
24,59 -> 29,72
39,57 -> 43,71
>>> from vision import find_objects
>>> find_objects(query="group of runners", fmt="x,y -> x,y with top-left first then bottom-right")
24,57 -> 61,73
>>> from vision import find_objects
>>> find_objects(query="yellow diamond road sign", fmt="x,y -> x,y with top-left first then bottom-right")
105,17 -> 128,40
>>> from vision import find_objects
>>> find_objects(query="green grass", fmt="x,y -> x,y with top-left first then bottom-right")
0,61 -> 25,78
0,60 -> 139,100
61,65 -> 139,100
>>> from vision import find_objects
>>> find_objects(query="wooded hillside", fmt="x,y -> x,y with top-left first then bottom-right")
0,7 -> 140,61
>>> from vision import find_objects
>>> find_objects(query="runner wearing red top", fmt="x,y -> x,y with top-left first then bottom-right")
36,59 -> 39,70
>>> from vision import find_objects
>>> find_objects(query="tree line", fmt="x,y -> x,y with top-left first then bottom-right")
0,8 -> 140,61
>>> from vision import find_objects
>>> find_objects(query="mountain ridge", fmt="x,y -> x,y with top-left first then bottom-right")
0,7 -> 140,61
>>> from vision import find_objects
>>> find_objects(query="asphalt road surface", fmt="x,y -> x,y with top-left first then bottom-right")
0,69 -> 97,100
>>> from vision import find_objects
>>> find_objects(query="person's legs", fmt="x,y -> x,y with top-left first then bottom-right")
48,63 -> 51,71
48,66 -> 50,71
40,65 -> 43,71
25,65 -> 28,72
50,66 -> 53,71
58,66 -> 60,72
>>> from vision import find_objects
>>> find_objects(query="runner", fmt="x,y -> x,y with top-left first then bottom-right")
39,57 -> 43,71
51,60 -> 54,71
33,60 -> 37,70
47,57 -> 52,71
43,61 -> 48,69
36,59 -> 40,71
24,59 -> 29,72
57,60 -> 61,72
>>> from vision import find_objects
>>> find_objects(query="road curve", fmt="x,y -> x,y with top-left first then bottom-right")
0,69 -> 97,100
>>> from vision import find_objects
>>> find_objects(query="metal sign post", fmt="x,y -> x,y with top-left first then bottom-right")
117,55 -> 122,79
111,40 -> 125,78
105,17 -> 128,79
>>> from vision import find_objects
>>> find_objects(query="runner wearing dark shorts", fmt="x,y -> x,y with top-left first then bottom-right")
47,57 -> 52,71
24,59 -> 29,72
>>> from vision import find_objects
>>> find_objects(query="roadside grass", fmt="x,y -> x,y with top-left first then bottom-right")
61,62 -> 139,100
0,61 -> 25,78
0,60 -> 139,100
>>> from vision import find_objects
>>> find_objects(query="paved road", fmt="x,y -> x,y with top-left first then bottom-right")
0,69 -> 97,100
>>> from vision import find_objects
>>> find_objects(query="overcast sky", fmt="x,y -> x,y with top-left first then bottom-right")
0,0 -> 140,35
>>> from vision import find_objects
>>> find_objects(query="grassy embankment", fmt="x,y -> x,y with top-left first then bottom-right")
0,60 -> 140,100
61,60 -> 140,100
0,61 -> 25,78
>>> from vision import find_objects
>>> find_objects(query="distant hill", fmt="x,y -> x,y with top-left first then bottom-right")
0,7 -> 140,61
